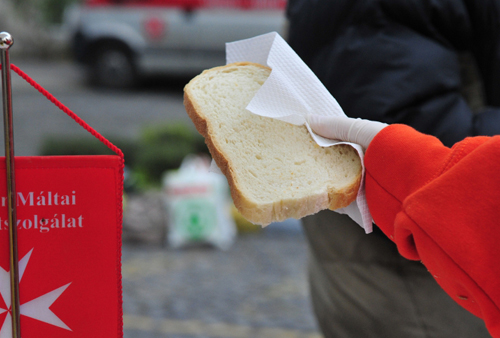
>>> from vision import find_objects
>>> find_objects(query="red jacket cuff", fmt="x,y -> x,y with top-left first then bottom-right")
364,124 -> 451,245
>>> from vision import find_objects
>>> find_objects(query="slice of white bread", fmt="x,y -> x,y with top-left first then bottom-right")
184,62 -> 362,225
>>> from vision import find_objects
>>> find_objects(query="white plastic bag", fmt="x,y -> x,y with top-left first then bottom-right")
162,155 -> 236,250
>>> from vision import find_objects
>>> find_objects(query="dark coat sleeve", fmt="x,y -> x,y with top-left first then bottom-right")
286,0 -> 500,146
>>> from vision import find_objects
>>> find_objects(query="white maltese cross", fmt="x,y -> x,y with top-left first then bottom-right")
0,248 -> 72,336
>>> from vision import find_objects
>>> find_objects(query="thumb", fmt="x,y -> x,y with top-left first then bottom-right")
307,114 -> 388,149
307,115 -> 353,141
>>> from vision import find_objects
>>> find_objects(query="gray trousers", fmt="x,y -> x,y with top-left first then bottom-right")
302,210 -> 491,337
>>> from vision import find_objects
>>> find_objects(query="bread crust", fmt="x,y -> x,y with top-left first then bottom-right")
184,62 -> 361,225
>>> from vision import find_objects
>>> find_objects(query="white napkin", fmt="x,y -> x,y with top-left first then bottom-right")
222,32 -> 373,233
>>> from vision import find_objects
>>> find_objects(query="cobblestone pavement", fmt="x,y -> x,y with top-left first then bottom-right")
122,192 -> 321,338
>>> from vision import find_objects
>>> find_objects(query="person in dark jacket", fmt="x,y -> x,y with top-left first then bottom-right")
286,0 -> 500,337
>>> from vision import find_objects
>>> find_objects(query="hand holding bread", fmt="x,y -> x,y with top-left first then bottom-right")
184,62 -> 362,225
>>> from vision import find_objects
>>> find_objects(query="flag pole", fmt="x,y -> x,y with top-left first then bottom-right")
0,31 -> 21,338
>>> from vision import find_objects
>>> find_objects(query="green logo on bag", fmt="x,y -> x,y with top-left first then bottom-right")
177,199 -> 216,240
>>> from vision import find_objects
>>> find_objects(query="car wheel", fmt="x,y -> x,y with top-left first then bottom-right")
90,46 -> 137,89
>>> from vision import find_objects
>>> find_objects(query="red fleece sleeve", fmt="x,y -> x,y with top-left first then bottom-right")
364,124 -> 500,336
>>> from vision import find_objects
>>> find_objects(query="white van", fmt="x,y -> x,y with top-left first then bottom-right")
65,0 -> 287,88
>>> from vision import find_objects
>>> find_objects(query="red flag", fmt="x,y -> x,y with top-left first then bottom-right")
0,63 -> 124,337
0,155 -> 123,337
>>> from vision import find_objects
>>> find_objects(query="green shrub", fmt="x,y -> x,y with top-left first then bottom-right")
38,121 -> 209,189
136,122 -> 209,185
39,136 -> 139,164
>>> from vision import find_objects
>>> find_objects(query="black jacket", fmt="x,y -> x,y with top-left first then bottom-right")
287,0 -> 500,147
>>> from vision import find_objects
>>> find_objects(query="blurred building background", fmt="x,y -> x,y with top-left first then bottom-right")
1,0 -> 321,337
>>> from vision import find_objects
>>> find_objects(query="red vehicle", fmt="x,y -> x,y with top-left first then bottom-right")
65,0 -> 287,87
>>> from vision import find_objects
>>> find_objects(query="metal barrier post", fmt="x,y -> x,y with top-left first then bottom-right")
0,31 -> 21,338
